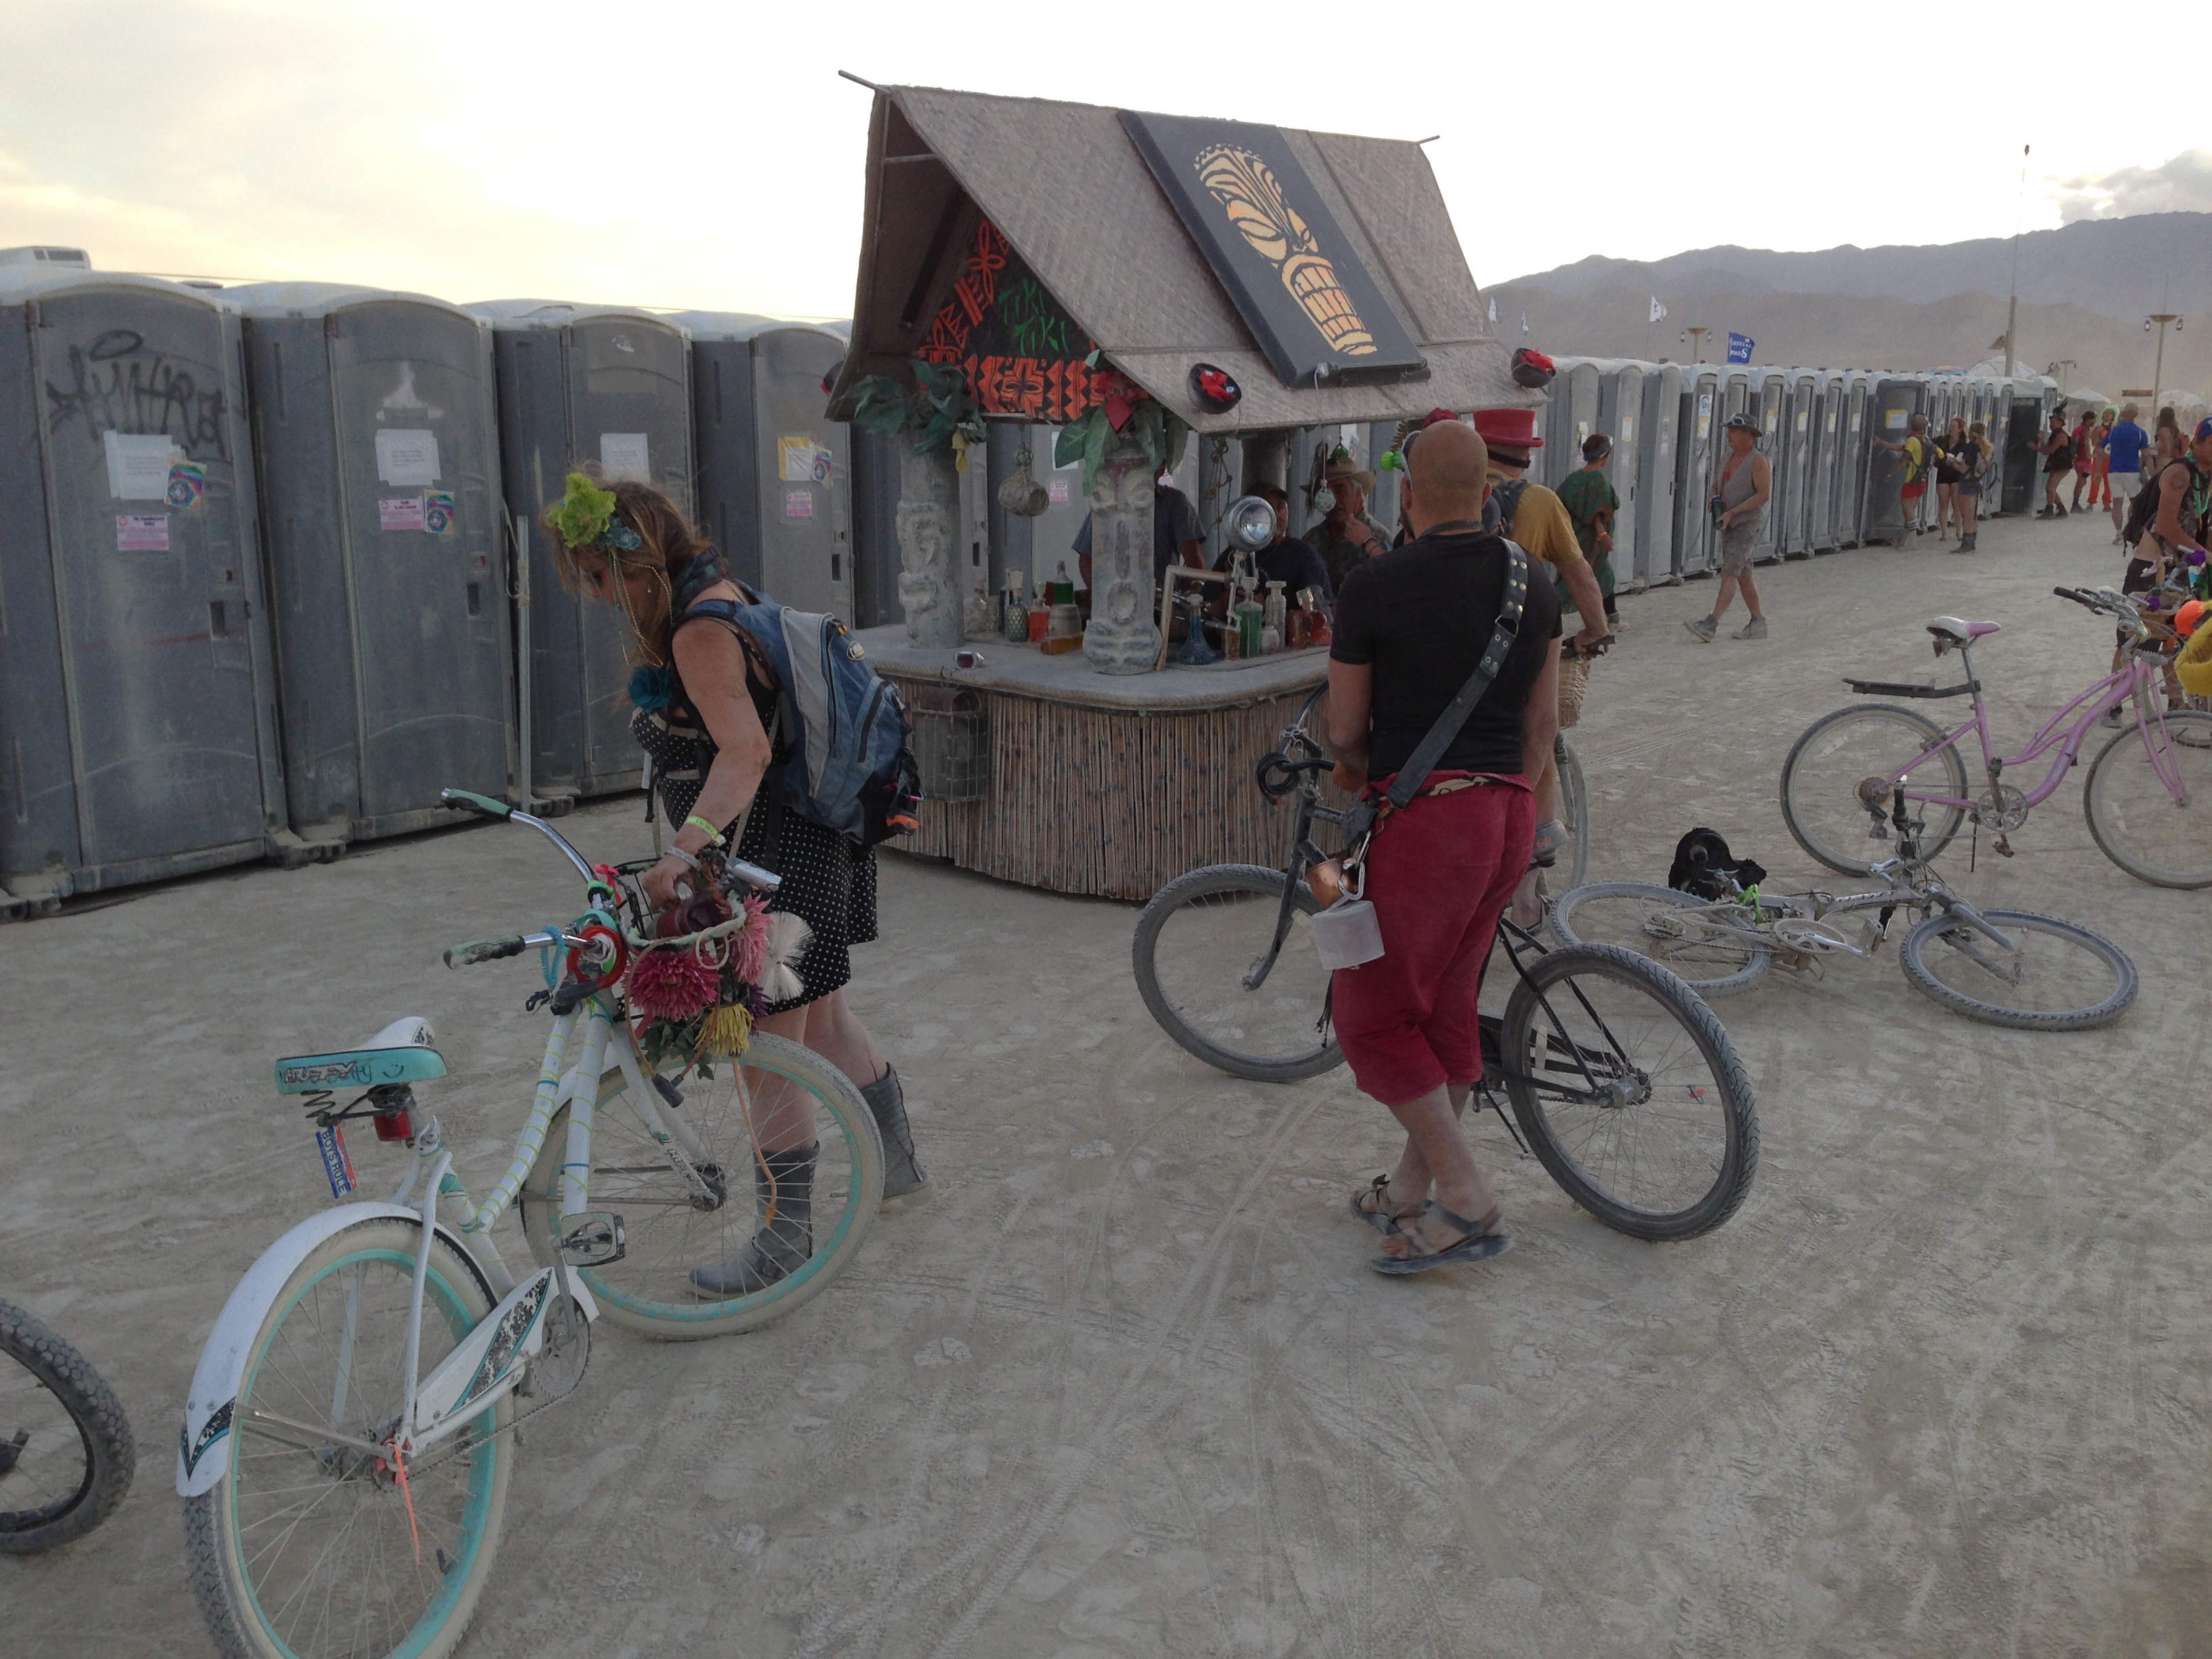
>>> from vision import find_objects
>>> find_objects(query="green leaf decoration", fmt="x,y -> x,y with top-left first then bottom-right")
1054,416 -> 1090,472
549,472 -> 618,548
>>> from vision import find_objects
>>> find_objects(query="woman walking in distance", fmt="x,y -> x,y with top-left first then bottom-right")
1685,414 -> 1771,641
542,474 -> 928,1295
1934,414 -> 1969,541
1947,420 -> 1992,554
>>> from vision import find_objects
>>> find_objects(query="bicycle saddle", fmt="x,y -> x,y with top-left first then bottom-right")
1927,616 -> 2001,642
274,1017 -> 447,1094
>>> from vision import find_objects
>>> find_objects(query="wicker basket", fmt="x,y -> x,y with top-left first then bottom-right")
909,686 -> 989,803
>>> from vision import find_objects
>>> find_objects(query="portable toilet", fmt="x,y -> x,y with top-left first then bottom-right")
671,313 -> 854,617
1861,376 -> 1925,544
1594,360 -> 1643,590
1778,370 -> 1820,557
1547,360 -> 1603,490
1673,365 -> 1723,577
1805,371 -> 1843,551
470,301 -> 692,806
0,269 -> 289,912
233,283 -> 514,849
1735,368 -> 1788,565
1634,361 -> 1681,586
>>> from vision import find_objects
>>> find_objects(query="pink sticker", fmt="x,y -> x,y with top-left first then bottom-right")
380,496 -> 427,533
783,489 -> 814,519
116,513 -> 169,551
1048,480 -> 1069,504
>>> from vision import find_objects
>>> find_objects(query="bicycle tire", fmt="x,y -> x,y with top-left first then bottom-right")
1555,736 -> 1591,890
1898,908 -> 2137,1031
1547,881 -> 1772,997
0,1297 -> 134,1553
184,1218 -> 511,1659
1500,944 -> 1759,1241
1780,703 -> 1969,874
1132,864 -> 1342,1082
2082,711 -> 2212,888
520,1032 -> 884,1339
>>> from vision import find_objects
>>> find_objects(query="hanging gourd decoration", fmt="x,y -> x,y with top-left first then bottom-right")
997,445 -> 1051,518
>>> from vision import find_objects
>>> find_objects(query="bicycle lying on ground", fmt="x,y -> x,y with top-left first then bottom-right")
178,791 -> 884,1659
1,1298 -> 134,1553
1551,787 -> 2138,1031
1131,687 -> 1756,1241
1780,592 -> 2212,888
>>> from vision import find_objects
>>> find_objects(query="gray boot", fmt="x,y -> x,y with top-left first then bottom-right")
689,1143 -> 815,1296
861,1065 -> 929,1197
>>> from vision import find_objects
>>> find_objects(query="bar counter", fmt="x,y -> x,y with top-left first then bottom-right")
857,624 -> 1329,901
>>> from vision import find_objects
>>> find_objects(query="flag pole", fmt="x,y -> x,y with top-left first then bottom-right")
2002,144 -> 2027,378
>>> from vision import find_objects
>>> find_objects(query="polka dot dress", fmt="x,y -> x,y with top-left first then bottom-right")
632,695 -> 877,1018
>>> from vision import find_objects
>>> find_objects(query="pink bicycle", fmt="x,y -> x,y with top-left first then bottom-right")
1780,588 -> 2212,889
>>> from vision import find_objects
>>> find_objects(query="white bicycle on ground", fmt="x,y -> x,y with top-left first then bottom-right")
177,791 -> 884,1659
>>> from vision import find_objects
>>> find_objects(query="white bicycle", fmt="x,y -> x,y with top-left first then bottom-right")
178,792 -> 884,1659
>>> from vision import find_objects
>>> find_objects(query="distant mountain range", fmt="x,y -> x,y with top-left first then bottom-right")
1490,212 -> 2211,403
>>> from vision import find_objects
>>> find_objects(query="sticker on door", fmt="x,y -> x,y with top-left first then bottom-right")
116,513 -> 169,551
784,489 -> 815,519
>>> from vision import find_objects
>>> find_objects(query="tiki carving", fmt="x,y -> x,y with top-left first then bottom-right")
1081,433 -> 1162,675
896,444 -> 964,649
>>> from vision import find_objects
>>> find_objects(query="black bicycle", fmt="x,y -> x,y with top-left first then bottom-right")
1131,687 -> 1759,1240
1,1297 -> 135,1553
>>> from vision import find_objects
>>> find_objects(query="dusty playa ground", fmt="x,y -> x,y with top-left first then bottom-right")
4,506 -> 2207,1656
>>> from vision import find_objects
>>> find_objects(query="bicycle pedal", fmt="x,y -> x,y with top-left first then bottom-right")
559,1212 -> 627,1268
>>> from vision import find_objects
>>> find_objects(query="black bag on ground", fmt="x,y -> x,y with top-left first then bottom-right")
1667,827 -> 1767,899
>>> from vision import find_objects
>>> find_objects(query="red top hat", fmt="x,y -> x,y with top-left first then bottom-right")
1471,407 -> 1544,451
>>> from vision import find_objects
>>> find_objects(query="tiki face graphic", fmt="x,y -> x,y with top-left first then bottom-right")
1194,144 -> 1376,357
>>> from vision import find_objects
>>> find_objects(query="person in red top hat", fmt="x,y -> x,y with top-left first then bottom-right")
1469,406 -> 1608,927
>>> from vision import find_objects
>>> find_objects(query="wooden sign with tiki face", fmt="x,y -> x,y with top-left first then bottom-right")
1120,110 -> 1427,390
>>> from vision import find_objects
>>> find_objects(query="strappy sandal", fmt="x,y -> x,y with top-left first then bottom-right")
1349,1174 -> 1422,1235
1368,1201 -> 1511,1276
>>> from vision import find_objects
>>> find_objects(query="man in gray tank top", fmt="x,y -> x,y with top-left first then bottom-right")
1685,413 -> 1771,642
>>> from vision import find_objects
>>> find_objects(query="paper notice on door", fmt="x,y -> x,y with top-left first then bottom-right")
105,432 -> 177,499
784,489 -> 815,519
779,436 -> 818,481
1048,480 -> 1069,504
1885,409 -> 1909,430
380,496 -> 428,533
375,428 -> 441,486
1621,415 -> 1636,443
600,432 -> 649,480
116,513 -> 170,551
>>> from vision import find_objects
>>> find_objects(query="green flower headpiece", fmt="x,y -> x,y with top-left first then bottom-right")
550,472 -> 642,552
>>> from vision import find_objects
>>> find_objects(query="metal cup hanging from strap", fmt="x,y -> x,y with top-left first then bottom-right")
1308,852 -> 1387,970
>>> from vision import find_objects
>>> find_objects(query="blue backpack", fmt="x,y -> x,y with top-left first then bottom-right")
680,586 -> 922,846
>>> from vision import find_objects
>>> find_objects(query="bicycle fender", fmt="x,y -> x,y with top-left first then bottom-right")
178,1202 -> 491,1497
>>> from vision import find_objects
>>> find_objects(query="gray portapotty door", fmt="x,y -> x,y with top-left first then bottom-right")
745,325 -> 854,616
562,311 -> 691,796
1753,373 -> 1786,563
21,274 -> 284,892
1635,362 -> 1679,586
1596,362 -> 1641,583
1809,373 -> 1841,550
1673,370 -> 1719,576
1782,373 -> 1816,556
1839,376 -> 1870,542
670,310 -> 773,592
1539,359 -> 1579,487
1565,363 -> 1602,485
328,299 -> 513,832
1862,377 -> 1920,544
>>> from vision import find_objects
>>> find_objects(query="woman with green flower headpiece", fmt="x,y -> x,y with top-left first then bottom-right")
541,471 -> 928,1294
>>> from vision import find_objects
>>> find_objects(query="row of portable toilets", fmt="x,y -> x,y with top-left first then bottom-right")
1533,356 -> 2063,588
0,267 -> 864,913
0,264 -> 2064,913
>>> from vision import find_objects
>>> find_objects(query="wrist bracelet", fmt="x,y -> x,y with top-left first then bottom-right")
683,815 -> 724,845
662,845 -> 701,872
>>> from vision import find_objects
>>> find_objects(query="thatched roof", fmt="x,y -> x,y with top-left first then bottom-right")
824,85 -> 1532,432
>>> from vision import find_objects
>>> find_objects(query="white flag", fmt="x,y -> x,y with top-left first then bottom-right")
1488,295 -> 1499,325
1649,295 -> 1668,323
1520,313 -> 1530,334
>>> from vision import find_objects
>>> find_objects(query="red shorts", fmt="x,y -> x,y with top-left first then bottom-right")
1902,483 -> 1926,499
1331,773 -> 1534,1106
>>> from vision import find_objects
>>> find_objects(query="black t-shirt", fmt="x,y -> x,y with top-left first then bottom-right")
1330,528 -> 1562,779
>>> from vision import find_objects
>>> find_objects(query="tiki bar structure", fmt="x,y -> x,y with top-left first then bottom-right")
826,83 -> 1534,900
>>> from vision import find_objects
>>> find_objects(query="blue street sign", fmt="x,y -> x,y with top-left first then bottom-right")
1727,332 -> 1755,365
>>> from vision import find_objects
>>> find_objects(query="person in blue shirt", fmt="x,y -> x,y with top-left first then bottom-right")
2102,403 -> 2152,546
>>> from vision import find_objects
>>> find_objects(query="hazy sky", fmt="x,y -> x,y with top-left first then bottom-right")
6,0 -> 2209,319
